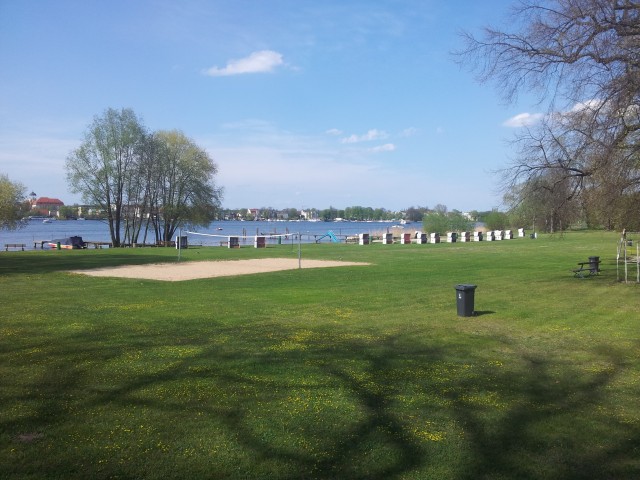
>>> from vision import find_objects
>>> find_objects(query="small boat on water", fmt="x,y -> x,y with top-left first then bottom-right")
42,218 -> 56,223
48,236 -> 86,249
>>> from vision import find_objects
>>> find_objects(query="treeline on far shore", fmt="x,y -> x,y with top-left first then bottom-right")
49,204 -> 494,224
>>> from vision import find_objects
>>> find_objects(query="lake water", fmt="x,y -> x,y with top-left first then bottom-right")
1,219 -> 421,250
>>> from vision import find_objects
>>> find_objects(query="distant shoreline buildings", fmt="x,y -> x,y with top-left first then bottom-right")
27,192 -> 102,219
28,192 -> 64,217
24,193 -> 479,223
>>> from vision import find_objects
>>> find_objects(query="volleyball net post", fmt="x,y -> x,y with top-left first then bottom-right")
185,231 -> 303,267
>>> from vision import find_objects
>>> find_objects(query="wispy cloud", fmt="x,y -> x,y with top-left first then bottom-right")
399,127 -> 418,137
0,127 -> 81,201
369,143 -> 396,153
341,129 -> 388,144
198,122 -> 407,208
569,99 -> 603,113
502,112 -> 544,128
325,128 -> 343,136
203,50 -> 284,77
504,102 -> 606,129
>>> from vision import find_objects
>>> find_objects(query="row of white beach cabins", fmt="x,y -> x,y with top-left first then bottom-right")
353,228 -> 531,245
214,228 -> 531,248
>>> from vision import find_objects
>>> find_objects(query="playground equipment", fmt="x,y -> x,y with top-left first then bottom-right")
315,231 -> 340,243
616,230 -> 640,283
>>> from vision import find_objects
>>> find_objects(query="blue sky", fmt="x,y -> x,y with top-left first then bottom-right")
0,0 -> 542,212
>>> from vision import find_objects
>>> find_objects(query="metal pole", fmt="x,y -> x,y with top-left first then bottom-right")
617,256 -> 620,281
616,240 -> 620,282
624,239 -> 628,283
178,228 -> 181,262
298,232 -> 301,269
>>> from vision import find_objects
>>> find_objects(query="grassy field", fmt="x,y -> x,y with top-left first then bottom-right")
1,231 -> 639,479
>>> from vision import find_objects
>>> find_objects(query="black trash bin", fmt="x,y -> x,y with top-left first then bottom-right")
175,235 -> 188,249
588,256 -> 600,274
455,284 -> 477,317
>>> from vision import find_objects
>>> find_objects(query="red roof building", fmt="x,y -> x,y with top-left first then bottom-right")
33,197 -> 64,216
35,197 -> 64,207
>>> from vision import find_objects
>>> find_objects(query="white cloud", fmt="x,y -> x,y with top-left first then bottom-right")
203,50 -> 284,77
502,112 -> 544,128
570,99 -> 603,113
369,143 -> 396,153
325,128 -> 343,136
399,127 -> 418,137
197,122 -> 415,208
208,145 -> 384,208
340,129 -> 388,144
0,136 -> 81,203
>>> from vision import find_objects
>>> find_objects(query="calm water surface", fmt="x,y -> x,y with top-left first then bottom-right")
2,219 -> 420,250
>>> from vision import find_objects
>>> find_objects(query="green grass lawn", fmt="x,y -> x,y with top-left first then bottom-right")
1,231 -> 639,479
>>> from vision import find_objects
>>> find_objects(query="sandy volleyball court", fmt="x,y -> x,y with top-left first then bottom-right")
70,258 -> 369,282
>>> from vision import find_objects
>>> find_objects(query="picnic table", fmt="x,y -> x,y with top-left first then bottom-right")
573,257 -> 601,278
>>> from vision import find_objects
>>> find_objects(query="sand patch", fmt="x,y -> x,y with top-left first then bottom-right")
70,258 -> 369,282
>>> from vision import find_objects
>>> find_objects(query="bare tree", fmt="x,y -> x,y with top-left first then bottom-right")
505,169 -> 582,232
459,0 -> 640,225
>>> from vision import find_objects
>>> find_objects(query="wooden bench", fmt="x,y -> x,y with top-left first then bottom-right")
5,243 -> 26,251
573,260 -> 601,278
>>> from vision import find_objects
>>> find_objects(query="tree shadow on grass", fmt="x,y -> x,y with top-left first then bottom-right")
447,345 -> 640,479
2,323 -> 639,479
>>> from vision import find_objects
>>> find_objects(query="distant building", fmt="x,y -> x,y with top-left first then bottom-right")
32,197 -> 64,217
77,205 -> 105,218
300,209 -> 318,220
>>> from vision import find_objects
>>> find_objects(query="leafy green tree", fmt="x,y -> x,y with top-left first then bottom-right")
422,211 -> 450,234
67,110 -> 223,246
148,130 -> 222,245
484,210 -> 509,231
373,208 -> 393,221
344,206 -> 376,221
58,205 -> 78,219
0,174 -> 27,230
448,210 -> 473,232
66,108 -> 147,247
320,207 -> 338,221
404,206 -> 429,223
423,207 -> 473,233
